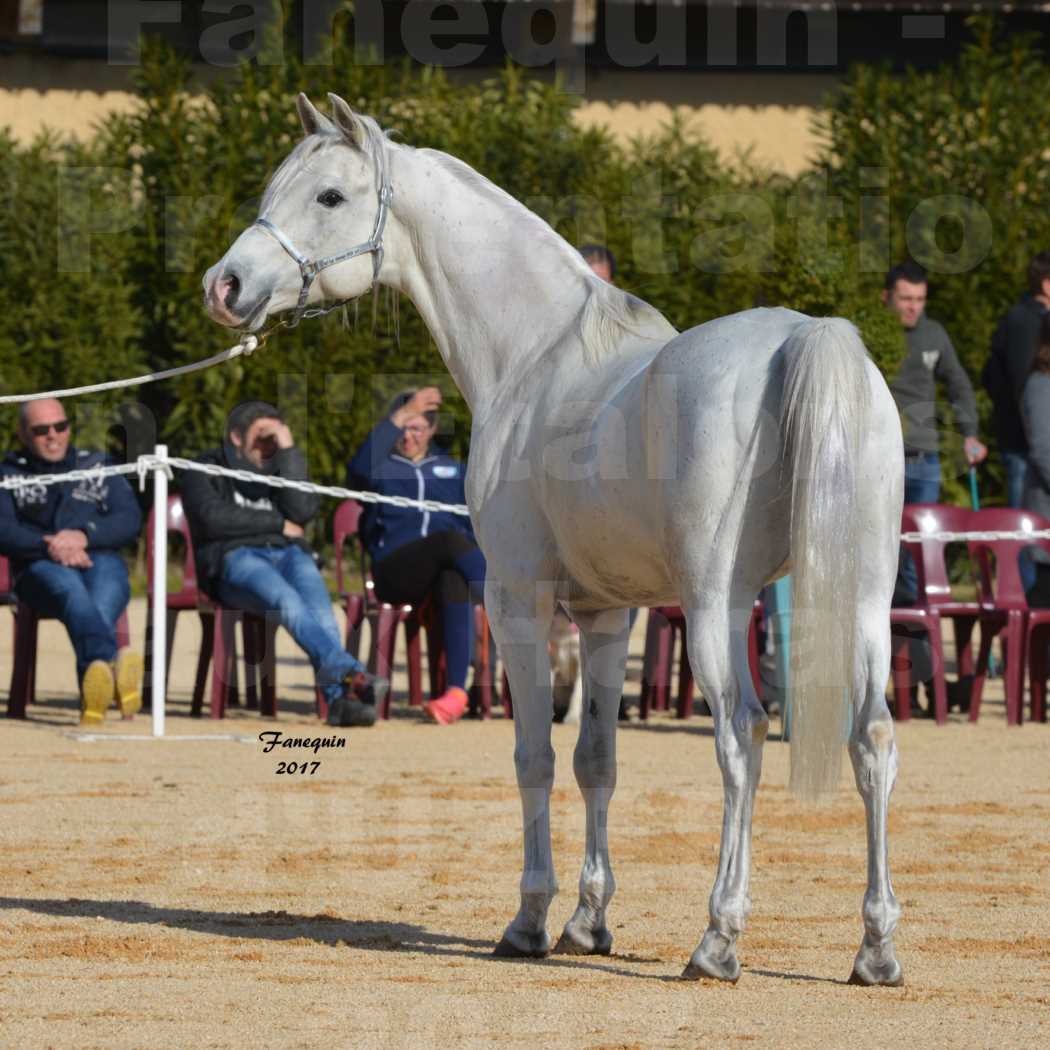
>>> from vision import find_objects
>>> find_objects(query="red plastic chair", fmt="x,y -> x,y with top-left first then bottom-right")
890,504 -> 984,724
3,554 -> 130,719
639,604 -> 763,720
967,507 -> 1050,725
333,499 -> 423,718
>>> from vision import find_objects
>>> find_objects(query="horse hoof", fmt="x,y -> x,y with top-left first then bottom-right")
493,933 -> 550,959
681,957 -> 741,984
848,965 -> 904,987
553,926 -> 612,956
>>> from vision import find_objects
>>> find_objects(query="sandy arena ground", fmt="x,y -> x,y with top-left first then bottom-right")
2,599 -> 1049,1049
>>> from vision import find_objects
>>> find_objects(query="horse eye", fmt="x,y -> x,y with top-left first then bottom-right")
317,189 -> 344,208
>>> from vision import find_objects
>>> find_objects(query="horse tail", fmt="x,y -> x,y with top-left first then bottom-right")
780,316 -> 871,802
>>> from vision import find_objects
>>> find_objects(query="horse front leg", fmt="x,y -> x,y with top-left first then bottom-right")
848,607 -> 904,986
683,596 -> 769,983
487,575 -> 558,958
555,608 -> 630,956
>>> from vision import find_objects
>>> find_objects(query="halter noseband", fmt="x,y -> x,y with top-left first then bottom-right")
252,178 -> 392,328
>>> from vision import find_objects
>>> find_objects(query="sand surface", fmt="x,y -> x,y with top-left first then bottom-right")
2,600 -> 1049,1049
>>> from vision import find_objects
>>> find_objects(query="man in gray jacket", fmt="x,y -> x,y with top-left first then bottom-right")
883,262 -> 986,606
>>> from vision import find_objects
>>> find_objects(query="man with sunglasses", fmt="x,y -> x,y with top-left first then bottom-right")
0,398 -> 143,724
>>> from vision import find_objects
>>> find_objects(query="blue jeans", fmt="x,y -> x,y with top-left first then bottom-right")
16,552 -> 130,680
897,452 -> 942,605
215,545 -> 364,704
1002,450 -> 1028,509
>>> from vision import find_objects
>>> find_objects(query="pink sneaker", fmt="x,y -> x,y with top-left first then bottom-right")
423,686 -> 469,725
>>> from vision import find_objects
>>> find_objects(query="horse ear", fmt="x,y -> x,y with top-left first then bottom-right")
296,93 -> 333,136
327,93 -> 365,150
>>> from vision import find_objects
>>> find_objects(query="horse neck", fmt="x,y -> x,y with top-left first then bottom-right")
383,148 -> 588,412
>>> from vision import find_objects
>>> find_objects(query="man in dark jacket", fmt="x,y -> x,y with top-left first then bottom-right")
0,397 -> 143,724
180,401 -> 384,727
982,250 -> 1050,508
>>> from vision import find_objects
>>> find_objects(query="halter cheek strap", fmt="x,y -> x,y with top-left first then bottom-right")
252,181 -> 392,328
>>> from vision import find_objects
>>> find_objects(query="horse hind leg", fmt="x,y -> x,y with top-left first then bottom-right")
682,591 -> 769,983
488,576 -> 559,959
847,606 -> 904,986
554,608 -> 630,956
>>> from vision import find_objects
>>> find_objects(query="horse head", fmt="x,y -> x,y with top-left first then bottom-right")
203,93 -> 390,331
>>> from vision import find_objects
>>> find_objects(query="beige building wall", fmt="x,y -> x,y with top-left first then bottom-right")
1,56 -> 836,175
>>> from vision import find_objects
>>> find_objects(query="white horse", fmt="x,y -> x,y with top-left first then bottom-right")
203,94 -> 904,986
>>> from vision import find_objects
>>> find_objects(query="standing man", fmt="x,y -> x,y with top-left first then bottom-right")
983,250 -> 1050,508
180,401 -> 386,728
883,262 -> 986,604
884,261 -> 987,504
0,398 -> 143,724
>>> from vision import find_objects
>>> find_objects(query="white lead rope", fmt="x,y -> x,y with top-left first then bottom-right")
0,336 -> 260,405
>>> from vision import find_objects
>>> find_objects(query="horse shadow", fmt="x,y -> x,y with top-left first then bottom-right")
0,897 -> 681,981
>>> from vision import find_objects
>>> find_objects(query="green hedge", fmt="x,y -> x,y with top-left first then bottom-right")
2,13 -> 1044,510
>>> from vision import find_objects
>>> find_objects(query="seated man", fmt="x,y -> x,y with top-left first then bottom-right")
180,401 -> 385,727
0,397 -> 143,724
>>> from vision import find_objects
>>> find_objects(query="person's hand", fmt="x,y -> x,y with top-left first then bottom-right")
282,520 -> 305,539
391,386 -> 442,428
254,419 -> 294,452
964,437 -> 988,466
45,530 -> 89,565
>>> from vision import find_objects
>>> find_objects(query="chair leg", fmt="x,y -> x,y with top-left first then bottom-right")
191,611 -> 214,718
927,614 -> 948,725
256,616 -> 278,718
116,611 -> 130,650
1028,625 -> 1049,724
404,615 -> 423,707
675,621 -> 694,719
8,605 -> 37,718
501,667 -> 513,719
210,609 -> 238,719
640,611 -> 671,721
344,594 -> 365,661
142,604 -> 154,710
1003,610 -> 1026,726
889,625 -> 913,721
473,605 -> 492,719
953,615 -> 977,677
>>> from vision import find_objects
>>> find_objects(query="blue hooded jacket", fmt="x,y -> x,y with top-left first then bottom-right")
346,418 -> 473,563
0,447 -> 142,574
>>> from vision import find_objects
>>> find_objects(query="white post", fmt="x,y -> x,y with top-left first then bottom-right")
151,444 -> 169,738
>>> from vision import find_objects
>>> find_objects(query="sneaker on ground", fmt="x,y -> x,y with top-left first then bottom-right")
345,671 -> 389,709
326,696 -> 378,728
81,660 -> 114,726
114,647 -> 144,719
423,686 -> 469,725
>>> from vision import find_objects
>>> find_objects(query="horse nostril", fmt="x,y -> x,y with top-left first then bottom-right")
223,272 -> 241,310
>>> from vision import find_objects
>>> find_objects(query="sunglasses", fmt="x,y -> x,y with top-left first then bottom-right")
29,420 -> 70,437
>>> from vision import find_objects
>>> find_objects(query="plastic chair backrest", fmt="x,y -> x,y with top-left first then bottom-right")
967,506 -> 1050,610
901,503 -> 975,605
145,493 -> 200,603
333,499 -> 364,597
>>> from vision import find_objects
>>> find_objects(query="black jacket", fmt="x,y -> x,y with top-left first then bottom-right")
983,294 -> 1049,454
179,444 -> 319,595
0,447 -> 142,575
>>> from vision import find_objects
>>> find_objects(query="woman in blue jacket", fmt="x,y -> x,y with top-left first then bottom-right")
347,387 -> 486,724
